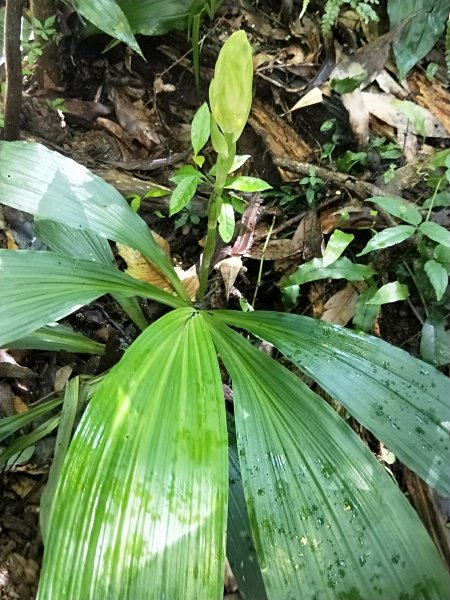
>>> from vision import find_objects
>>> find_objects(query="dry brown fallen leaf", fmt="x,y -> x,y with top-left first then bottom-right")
215,256 -> 243,299
117,239 -> 199,301
360,92 -> 450,138
320,283 -> 359,326
108,85 -> 162,149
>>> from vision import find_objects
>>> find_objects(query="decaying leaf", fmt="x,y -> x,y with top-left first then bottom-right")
153,76 -> 176,95
330,24 -> 409,91
174,265 -> 199,301
288,88 -> 323,113
409,72 -> 450,137
248,98 -> 312,180
320,283 -> 359,326
54,366 -> 73,393
108,86 -> 162,149
117,242 -> 173,292
0,350 -> 36,379
216,256 -> 243,299
117,238 -> 198,301
361,92 -> 450,137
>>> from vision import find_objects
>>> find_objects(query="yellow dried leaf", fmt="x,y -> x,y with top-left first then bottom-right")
117,242 -> 173,292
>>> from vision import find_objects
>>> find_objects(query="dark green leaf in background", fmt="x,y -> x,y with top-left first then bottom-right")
366,196 -> 422,226
357,225 -> 416,256
388,0 -> 450,79
424,259 -> 448,301
4,323 -> 104,355
118,0 -> 209,35
72,0 -> 143,56
283,256 -> 375,286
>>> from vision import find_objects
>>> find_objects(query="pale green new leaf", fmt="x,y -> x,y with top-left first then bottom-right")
366,196 -> 422,226
366,281 -> 409,304
210,311 -> 450,495
224,176 -> 272,192
38,308 -> 228,599
322,229 -> 354,267
71,0 -> 142,56
0,250 -> 184,346
420,221 -> 450,248
283,256 -> 374,287
5,323 -> 104,354
218,201 -> 235,243
0,141 -> 188,299
191,102 -> 210,156
424,259 -> 448,301
357,225 -> 416,256
207,316 -> 450,599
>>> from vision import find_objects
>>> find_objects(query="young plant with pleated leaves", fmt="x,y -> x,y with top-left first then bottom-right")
0,31 -> 450,600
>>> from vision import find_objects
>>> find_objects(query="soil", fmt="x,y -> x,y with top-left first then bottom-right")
1,1 -> 449,598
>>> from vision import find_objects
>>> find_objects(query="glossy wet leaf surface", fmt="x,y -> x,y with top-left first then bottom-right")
207,315 -> 450,599
38,308 -> 228,600
210,311 -> 450,496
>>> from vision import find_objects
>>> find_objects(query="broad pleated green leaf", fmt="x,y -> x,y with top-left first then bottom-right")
36,219 -> 148,330
72,0 -> 143,56
0,141 -> 188,300
210,311 -> 450,496
207,316 -> 450,599
0,250 -> 185,346
38,308 -> 228,600
5,323 -> 105,354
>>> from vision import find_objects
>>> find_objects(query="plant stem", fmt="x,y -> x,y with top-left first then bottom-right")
197,149 -> 234,302
197,189 -> 222,301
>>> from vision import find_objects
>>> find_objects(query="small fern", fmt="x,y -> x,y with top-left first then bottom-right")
321,0 -> 379,34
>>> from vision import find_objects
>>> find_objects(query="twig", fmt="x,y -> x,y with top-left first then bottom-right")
252,215 -> 276,307
273,156 -> 397,226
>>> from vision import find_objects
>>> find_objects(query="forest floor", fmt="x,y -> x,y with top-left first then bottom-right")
1,1 -> 450,598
